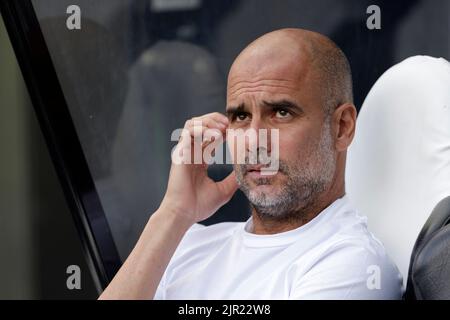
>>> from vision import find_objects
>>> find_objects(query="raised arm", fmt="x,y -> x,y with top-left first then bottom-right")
98,112 -> 237,299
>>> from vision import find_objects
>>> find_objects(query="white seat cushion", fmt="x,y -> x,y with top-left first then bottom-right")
346,55 -> 450,285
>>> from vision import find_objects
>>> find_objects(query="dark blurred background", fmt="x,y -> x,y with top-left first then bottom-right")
0,0 -> 448,299
0,14 -> 96,299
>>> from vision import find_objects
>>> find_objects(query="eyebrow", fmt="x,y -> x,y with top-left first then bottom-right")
225,104 -> 246,117
262,99 -> 304,115
226,99 -> 304,116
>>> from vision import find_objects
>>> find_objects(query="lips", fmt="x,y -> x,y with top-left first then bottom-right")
246,165 -> 266,173
245,164 -> 279,178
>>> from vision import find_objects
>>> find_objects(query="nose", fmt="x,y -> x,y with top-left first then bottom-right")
245,117 -> 272,157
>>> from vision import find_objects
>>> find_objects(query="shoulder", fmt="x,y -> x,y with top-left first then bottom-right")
291,208 -> 404,299
322,198 -> 395,269
330,208 -> 403,290
300,237 -> 403,299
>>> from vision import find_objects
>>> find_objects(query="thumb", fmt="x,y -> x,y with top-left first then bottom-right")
217,170 -> 238,203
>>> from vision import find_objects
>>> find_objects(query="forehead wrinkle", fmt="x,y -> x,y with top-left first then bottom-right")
228,86 -> 298,102
227,78 -> 299,98
228,77 -> 293,90
229,64 -> 309,85
229,81 -> 298,95
228,60 -> 313,100
226,28 -> 350,118
227,81 -> 297,97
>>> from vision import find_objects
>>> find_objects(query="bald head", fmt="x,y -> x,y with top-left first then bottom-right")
226,29 -> 357,228
228,28 -> 353,118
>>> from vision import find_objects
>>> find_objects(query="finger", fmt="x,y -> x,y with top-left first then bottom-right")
202,117 -> 228,130
187,124 -> 208,137
177,117 -> 227,165
186,117 -> 227,132
199,112 -> 229,126
174,126 -> 207,162
186,125 -> 226,147
178,126 -> 222,150
177,126 -> 222,164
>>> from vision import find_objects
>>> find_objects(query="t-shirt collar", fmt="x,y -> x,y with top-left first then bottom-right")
240,194 -> 349,247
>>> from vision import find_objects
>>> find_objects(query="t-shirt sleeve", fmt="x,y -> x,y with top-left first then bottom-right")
289,241 -> 403,300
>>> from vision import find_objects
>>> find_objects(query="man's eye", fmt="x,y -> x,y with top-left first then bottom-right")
235,112 -> 248,121
275,108 -> 291,118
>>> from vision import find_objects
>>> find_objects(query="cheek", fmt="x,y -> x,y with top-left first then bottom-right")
277,130 -> 310,162
278,137 -> 300,161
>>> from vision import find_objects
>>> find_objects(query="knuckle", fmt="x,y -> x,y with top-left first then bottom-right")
203,117 -> 213,125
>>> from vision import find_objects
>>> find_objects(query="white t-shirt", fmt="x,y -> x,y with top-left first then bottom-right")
154,195 -> 403,299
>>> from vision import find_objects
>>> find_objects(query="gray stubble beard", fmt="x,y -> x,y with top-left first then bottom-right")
235,121 -> 336,222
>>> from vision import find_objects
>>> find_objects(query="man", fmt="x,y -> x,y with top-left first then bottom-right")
99,28 -> 402,299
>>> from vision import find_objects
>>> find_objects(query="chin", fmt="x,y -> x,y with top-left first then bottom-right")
248,184 -> 281,200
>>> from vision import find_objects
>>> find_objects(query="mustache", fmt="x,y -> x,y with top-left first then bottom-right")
236,157 -> 287,174
234,148 -> 281,176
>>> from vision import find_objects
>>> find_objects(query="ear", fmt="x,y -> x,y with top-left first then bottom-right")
333,103 -> 357,152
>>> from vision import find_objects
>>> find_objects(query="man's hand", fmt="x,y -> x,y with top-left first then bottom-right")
160,112 -> 238,225
99,112 -> 238,300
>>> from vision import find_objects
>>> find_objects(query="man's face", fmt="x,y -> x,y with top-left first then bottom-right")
226,45 -> 337,219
